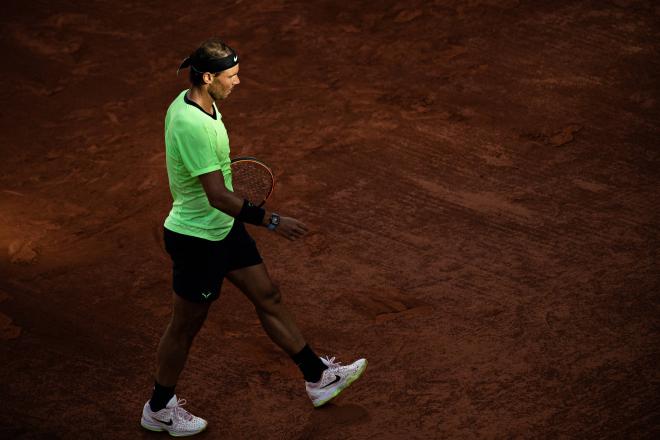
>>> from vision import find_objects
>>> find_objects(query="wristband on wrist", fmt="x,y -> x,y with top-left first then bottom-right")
236,199 -> 266,225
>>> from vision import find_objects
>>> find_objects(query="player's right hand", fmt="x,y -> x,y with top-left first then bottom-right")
275,217 -> 308,241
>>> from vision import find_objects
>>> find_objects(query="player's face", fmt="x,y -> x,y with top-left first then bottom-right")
209,64 -> 240,101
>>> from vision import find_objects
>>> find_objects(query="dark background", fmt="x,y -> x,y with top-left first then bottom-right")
1,1 -> 658,438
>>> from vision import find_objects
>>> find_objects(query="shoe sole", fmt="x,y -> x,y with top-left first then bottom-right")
140,418 -> 207,437
313,359 -> 368,408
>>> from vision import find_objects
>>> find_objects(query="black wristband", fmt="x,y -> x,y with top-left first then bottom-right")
236,199 -> 266,225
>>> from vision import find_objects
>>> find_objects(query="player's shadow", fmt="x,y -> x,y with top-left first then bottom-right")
305,403 -> 370,436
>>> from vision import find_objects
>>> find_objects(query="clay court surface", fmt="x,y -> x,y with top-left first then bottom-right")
1,0 -> 659,438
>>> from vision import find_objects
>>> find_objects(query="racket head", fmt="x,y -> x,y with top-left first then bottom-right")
230,156 -> 275,207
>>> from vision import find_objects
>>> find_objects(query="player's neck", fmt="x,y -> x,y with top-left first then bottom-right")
187,87 -> 214,114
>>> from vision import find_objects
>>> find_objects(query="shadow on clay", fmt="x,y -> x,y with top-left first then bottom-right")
306,403 -> 371,435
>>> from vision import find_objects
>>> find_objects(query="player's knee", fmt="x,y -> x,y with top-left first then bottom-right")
188,313 -> 207,337
256,284 -> 281,309
171,310 -> 208,341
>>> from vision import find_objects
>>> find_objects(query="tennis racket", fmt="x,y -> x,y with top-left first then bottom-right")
230,156 -> 275,207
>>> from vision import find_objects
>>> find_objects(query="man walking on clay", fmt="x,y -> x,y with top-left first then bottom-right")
139,38 -> 367,437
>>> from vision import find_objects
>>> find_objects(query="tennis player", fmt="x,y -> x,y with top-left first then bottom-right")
139,38 -> 367,437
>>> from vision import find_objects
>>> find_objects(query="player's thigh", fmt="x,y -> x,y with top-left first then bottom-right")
226,263 -> 280,307
170,292 -> 212,335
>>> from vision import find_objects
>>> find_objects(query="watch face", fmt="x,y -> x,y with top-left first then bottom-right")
270,213 -> 280,225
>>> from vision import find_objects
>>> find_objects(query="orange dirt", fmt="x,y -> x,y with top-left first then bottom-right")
1,1 -> 659,439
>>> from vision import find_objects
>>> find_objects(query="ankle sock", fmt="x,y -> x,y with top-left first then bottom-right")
149,381 -> 176,412
291,344 -> 328,383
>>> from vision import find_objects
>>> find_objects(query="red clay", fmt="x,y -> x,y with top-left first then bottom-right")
1,1 -> 659,439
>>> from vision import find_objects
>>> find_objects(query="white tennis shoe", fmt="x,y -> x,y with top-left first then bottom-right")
306,356 -> 368,407
140,395 -> 207,437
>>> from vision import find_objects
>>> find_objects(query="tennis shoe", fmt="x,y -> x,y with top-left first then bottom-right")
140,395 -> 207,437
306,356 -> 367,407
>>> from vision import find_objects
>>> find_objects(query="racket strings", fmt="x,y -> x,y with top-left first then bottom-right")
231,161 -> 273,205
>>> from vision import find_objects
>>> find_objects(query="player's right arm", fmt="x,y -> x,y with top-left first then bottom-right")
198,170 -> 245,218
198,171 -> 308,241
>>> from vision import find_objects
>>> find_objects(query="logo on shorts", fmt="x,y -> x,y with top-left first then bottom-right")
201,291 -> 213,299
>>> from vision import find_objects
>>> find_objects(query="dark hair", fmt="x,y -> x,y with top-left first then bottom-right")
180,38 -> 235,86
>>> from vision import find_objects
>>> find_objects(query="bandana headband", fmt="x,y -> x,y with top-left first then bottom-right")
177,49 -> 239,75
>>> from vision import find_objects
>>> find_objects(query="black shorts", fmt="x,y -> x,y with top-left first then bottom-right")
163,221 -> 263,303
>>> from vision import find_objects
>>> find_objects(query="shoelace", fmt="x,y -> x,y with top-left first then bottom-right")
322,355 -> 342,369
172,398 -> 193,422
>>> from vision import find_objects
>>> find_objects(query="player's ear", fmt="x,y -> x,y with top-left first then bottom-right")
202,72 -> 214,85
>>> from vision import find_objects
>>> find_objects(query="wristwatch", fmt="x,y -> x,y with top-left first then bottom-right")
267,213 -> 281,231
